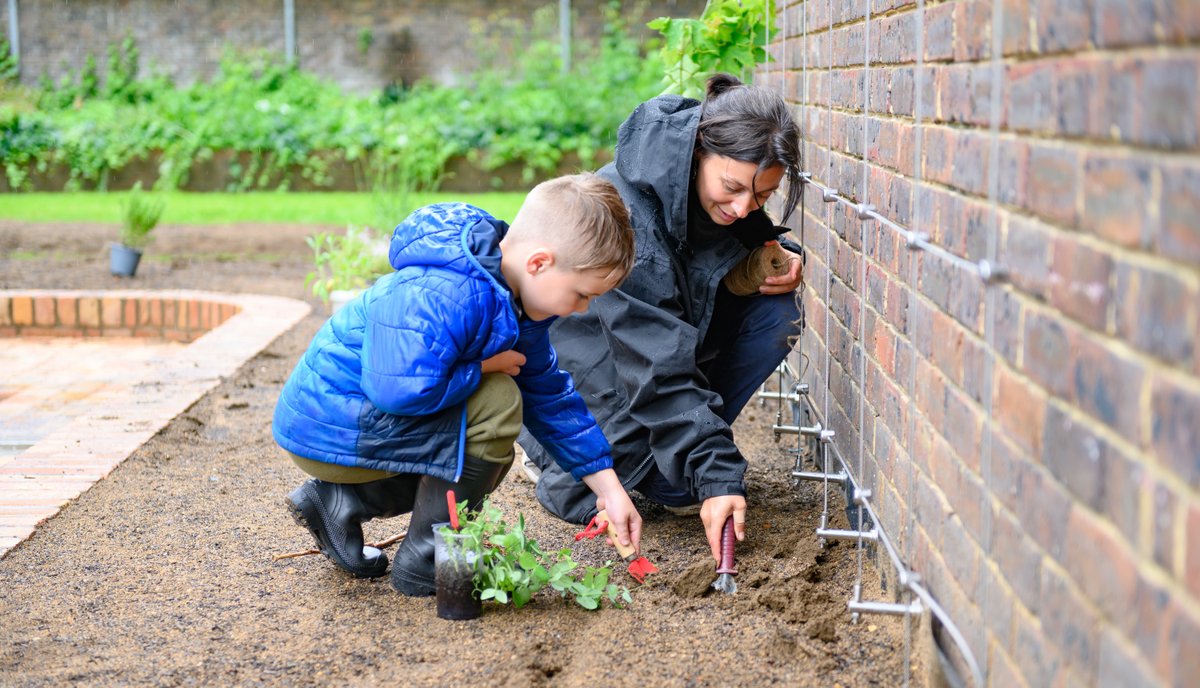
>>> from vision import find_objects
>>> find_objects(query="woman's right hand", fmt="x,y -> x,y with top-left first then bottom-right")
480,350 -> 526,376
700,494 -> 746,562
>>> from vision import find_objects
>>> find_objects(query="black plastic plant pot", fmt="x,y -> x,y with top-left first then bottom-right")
109,243 -> 143,277
432,522 -> 481,621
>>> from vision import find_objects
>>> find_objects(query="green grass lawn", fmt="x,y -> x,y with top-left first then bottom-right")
0,191 -> 528,226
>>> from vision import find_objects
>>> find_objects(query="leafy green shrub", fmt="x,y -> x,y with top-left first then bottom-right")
649,0 -> 777,98
0,1 -> 667,192
446,497 -> 632,610
118,182 -> 164,249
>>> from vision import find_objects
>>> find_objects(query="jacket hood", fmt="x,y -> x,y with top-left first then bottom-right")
388,203 -> 507,285
610,95 -> 701,243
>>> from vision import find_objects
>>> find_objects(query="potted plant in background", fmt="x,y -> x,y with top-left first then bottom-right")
110,182 -> 164,277
304,225 -> 392,312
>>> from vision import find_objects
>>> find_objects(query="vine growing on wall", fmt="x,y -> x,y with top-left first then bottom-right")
648,0 -> 776,99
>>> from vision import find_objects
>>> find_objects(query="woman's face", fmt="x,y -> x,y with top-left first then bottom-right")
694,155 -> 785,226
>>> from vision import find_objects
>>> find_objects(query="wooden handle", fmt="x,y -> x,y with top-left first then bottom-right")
596,509 -> 637,560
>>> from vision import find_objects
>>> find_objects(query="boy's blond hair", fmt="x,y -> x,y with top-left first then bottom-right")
509,173 -> 634,282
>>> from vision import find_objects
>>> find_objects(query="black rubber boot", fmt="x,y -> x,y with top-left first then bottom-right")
390,456 -> 511,596
285,475 -> 418,579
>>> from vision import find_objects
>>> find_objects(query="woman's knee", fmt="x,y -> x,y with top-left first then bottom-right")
753,292 -> 804,340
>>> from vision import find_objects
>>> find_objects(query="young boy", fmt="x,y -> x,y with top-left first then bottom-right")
272,174 -> 643,595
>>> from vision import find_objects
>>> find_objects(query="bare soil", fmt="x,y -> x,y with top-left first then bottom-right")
0,221 -> 916,687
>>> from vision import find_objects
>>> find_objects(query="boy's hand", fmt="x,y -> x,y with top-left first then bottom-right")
759,240 -> 804,295
481,350 -> 526,376
582,468 -> 642,552
700,494 -> 746,562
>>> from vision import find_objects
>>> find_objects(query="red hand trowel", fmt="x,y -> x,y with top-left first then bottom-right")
576,509 -> 658,583
710,515 -> 738,594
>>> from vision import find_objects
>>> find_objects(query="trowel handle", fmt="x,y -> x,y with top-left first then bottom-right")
596,509 -> 637,560
715,515 -> 737,575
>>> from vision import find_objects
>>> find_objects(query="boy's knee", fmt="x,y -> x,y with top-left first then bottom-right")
464,374 -> 523,463
470,373 -> 523,426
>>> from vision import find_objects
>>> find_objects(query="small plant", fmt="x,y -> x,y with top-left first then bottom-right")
304,225 -> 391,304
119,182 -> 164,250
445,498 -> 633,610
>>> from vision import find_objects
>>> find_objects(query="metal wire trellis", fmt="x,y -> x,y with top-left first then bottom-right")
758,2 -> 1004,686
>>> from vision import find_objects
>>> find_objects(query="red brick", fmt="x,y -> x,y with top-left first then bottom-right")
924,2 -> 954,61
1003,216 -> 1051,299
1068,329 -> 1145,442
1149,375 -> 1200,490
1138,58 -> 1199,150
1188,503 -> 1200,601
100,297 -> 122,328
992,508 -> 1042,611
1148,478 -> 1180,576
953,0 -> 991,61
1041,402 -> 1107,512
1027,143 -> 1079,228
1097,627 -> 1156,688
1064,506 -> 1138,621
162,300 -> 177,329
1169,602 -> 1200,688
1102,444 -> 1141,547
1115,261 -> 1196,367
1008,62 -> 1056,133
11,296 -> 32,326
1088,58 -> 1137,143
188,300 -> 201,331
1023,309 -> 1072,399
995,364 -> 1046,458
1160,161 -> 1200,267
57,297 -> 78,327
1017,464 -> 1072,560
1129,575 -> 1175,682
1037,0 -> 1093,53
1048,235 -> 1112,331
78,297 -> 100,327
32,296 -> 55,326
1082,153 -> 1153,249
0,296 -> 10,326
1161,2 -> 1200,43
1013,611 -> 1065,687
1092,0 -> 1161,48
1001,0 -> 1033,56
1039,564 -> 1100,685
998,137 -> 1029,208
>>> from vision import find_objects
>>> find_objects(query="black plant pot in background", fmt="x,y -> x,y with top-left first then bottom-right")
109,243 -> 143,278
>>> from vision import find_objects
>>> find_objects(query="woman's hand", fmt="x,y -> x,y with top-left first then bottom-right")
480,350 -> 526,376
759,240 -> 804,295
583,468 -> 642,552
700,494 -> 746,562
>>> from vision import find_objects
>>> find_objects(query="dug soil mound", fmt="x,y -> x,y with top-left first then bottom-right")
1,220 -> 916,686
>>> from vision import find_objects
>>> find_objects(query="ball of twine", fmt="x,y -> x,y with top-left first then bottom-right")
722,243 -> 791,296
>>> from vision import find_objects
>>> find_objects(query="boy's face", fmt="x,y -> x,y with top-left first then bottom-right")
521,264 -> 619,321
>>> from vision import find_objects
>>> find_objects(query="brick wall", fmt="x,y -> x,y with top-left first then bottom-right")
0,292 -> 241,342
767,1 -> 1199,686
2,0 -> 703,91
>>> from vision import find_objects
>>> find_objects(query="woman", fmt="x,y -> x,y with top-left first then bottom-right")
519,73 -> 804,562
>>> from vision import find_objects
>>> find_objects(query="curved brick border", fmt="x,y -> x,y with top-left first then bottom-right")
0,290 -> 311,558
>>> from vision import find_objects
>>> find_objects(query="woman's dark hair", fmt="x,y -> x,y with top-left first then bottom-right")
696,73 -> 802,223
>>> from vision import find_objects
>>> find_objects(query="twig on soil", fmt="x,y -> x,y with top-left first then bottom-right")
272,531 -> 407,561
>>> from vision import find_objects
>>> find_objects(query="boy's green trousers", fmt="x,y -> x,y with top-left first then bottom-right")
289,373 -> 522,483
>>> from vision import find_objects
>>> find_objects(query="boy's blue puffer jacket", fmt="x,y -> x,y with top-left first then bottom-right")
272,202 -> 613,483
